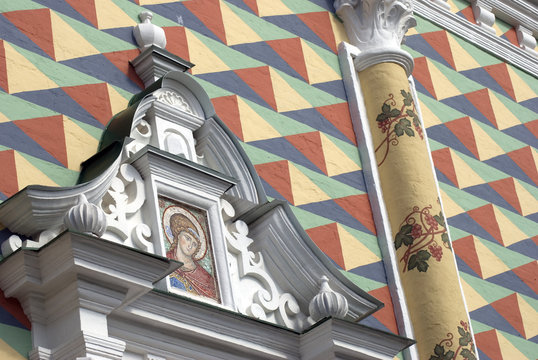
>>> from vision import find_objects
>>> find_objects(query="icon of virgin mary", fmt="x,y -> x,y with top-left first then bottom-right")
162,205 -> 219,301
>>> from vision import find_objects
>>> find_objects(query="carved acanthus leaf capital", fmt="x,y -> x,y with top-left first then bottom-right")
335,0 -> 416,74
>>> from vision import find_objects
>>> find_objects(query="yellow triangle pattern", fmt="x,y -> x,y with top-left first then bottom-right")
513,180 -> 538,216
106,84 -> 129,116
447,33 -> 482,71
4,42 -> 58,93
63,116 -> 99,170
470,119 -> 505,160
451,150 -> 485,188
446,0 -> 462,14
428,59 -> 462,100
0,111 -> 10,123
137,0 -> 177,4
516,294 -> 538,339
300,39 -> 341,84
338,224 -> 381,270
492,206 -> 528,246
329,13 -> 349,46
185,29 -> 230,75
460,276 -> 489,311
221,1 -> 262,46
0,339 -> 25,360
237,97 -> 280,142
288,162 -> 331,206
474,236 -> 510,278
488,90 -> 522,130
439,188 -> 465,218
418,99 -> 442,127
14,151 -> 58,188
269,68 -> 312,112
94,0 -> 137,29
506,66 -> 537,102
255,0 -> 294,16
50,12 -> 100,61
497,331 -> 529,359
319,133 -> 360,176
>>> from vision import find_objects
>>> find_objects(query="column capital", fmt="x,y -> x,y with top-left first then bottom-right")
335,0 -> 416,75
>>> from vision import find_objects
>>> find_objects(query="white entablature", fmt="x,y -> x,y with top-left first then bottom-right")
0,14 -> 414,360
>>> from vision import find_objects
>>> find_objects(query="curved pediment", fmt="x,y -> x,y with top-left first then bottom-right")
0,68 -> 382,334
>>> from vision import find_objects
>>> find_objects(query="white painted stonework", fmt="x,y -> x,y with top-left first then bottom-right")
0,63 -> 412,359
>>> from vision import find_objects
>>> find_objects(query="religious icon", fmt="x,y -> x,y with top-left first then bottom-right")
160,197 -> 220,302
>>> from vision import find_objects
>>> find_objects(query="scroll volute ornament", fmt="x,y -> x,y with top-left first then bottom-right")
334,0 -> 417,74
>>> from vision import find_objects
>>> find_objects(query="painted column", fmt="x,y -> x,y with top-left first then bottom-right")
335,1 -> 476,359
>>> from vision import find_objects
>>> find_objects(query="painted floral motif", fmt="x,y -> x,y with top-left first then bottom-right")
395,205 -> 451,272
374,90 -> 423,166
430,321 -> 476,360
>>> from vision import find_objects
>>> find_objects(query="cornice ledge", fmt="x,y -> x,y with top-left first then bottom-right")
414,0 -> 538,77
334,0 -> 416,75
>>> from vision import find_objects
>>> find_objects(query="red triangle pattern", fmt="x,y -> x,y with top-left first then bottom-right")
211,95 -> 243,140
163,27 -> 190,62
488,177 -> 522,214
14,115 -> 68,167
65,0 -> 98,28
254,160 -> 293,203
297,12 -> 337,53
102,49 -> 145,90
266,38 -> 308,83
3,9 -> 55,60
431,148 -> 459,187
412,57 -> 437,99
452,235 -> 483,278
305,222 -> 345,268
0,289 -> 30,329
62,83 -> 112,126
459,6 -> 476,24
421,31 -> 456,70
474,330 -> 502,360
0,41 -> 8,93
491,293 -> 526,338
183,0 -> 226,44
334,194 -> 376,235
483,63 -> 516,101
316,103 -> 357,145
467,204 -> 504,245
243,0 -> 259,16
368,286 -> 399,334
0,150 -> 18,198
234,66 -> 277,111
503,28 -> 519,47
464,88 -> 497,128
524,119 -> 538,140
507,146 -> 538,186
285,131 -> 327,174
445,117 -> 479,159
512,261 -> 538,295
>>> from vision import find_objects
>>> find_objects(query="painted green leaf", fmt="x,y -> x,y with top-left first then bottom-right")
400,118 -> 411,127
390,108 -> 401,117
406,109 -> 415,117
382,103 -> 390,114
408,254 -> 418,270
377,113 -> 388,122
395,123 -> 404,136
434,212 -> 445,228
461,348 -> 476,360
434,345 -> 444,356
441,233 -> 451,250
417,250 -> 431,261
395,224 -> 414,249
416,259 -> 429,272
405,127 -> 415,137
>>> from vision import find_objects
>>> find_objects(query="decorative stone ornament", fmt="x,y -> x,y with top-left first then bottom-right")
471,0 -> 496,34
334,0 -> 417,75
64,194 -> 107,236
133,11 -> 166,50
308,276 -> 349,322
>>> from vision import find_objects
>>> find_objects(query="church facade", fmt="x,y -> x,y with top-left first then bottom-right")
0,0 -> 536,359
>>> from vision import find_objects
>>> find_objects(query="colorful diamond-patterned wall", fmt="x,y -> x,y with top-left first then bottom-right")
0,1 -> 536,359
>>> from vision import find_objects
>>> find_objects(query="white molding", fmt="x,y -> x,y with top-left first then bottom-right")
338,41 -> 419,360
414,0 -> 538,76
334,0 -> 416,75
